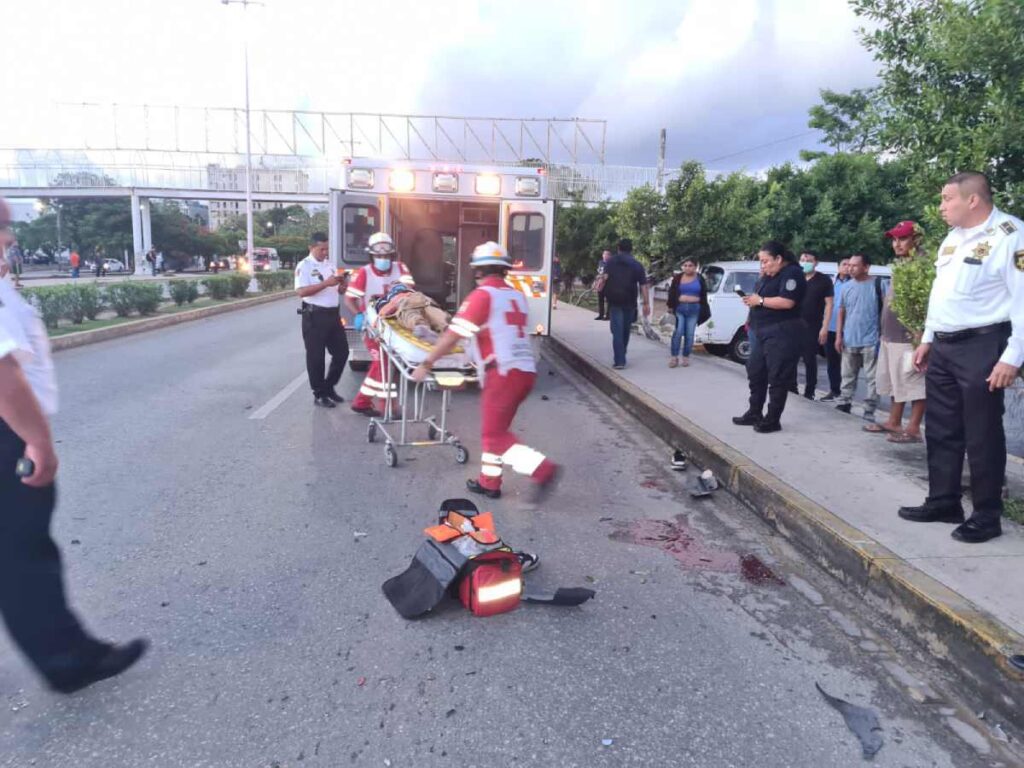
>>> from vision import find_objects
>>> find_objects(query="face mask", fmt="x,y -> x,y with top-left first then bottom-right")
373,258 -> 392,272
800,261 -> 814,274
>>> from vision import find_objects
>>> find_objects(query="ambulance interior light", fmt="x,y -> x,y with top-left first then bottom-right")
475,174 -> 501,196
348,168 -> 374,189
515,176 -> 541,197
389,169 -> 416,193
432,172 -> 459,193
476,578 -> 523,603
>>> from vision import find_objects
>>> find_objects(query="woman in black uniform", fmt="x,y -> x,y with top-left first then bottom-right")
732,241 -> 806,433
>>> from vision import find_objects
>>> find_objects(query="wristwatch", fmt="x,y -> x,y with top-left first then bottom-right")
758,295 -> 765,307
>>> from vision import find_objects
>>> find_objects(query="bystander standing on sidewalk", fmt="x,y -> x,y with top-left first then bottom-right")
732,241 -> 806,433
594,249 -> 611,320
666,257 -> 709,368
602,239 -> 650,370
552,255 -> 562,309
820,259 -> 850,402
898,172 -> 1024,544
835,254 -> 881,421
796,251 -> 833,399
69,248 -> 80,278
867,221 -> 927,443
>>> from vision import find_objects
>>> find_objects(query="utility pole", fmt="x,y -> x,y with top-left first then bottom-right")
656,128 -> 667,194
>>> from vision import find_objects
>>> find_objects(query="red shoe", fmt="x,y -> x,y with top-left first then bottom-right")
351,403 -> 382,417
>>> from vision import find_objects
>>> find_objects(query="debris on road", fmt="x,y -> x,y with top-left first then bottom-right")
670,449 -> 688,471
357,676 -> 366,687
601,738 -> 615,747
688,469 -> 718,497
1010,654 -> 1024,671
815,682 -> 884,759
353,531 -> 369,540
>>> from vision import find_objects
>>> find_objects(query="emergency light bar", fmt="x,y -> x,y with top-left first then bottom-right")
515,176 -> 541,197
347,168 -> 375,189
475,174 -> 501,196
432,172 -> 459,193
389,169 -> 416,193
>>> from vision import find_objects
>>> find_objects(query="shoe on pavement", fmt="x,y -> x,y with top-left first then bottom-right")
897,503 -> 965,524
671,449 -> 688,471
593,315 -> 606,321
681,357 -> 690,367
351,404 -> 382,418
612,364 -> 625,370
835,403 -> 852,414
314,395 -> 337,408
668,357 -> 679,368
516,551 -> 540,573
753,420 -> 782,433
952,517 -> 1002,543
732,411 -> 761,426
50,638 -> 149,694
802,392 -> 815,400
326,389 -> 345,404
819,393 -> 839,402
466,479 -> 501,499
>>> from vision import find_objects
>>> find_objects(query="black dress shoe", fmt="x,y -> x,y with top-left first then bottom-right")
753,420 -> 782,433
952,517 -> 1002,543
897,503 -> 965,523
835,403 -> 852,414
314,395 -> 337,408
466,479 -> 501,499
50,638 -> 149,694
732,412 -> 761,426
326,389 -> 345,403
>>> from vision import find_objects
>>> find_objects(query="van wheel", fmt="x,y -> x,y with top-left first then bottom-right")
349,360 -> 371,373
728,330 -> 751,365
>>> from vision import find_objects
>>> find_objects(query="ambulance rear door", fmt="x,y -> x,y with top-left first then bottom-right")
499,199 -> 555,336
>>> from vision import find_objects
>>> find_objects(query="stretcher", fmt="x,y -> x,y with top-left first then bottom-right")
364,303 -> 477,468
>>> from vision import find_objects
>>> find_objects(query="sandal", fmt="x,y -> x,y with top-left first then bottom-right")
862,423 -> 898,434
887,431 -> 923,444
668,357 -> 679,368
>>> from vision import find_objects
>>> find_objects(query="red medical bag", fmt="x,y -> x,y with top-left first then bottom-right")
458,550 -> 523,617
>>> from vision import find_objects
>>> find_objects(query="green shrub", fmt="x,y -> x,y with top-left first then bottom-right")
133,283 -> 164,315
255,271 -> 293,292
204,276 -> 232,300
891,255 -> 936,342
75,284 -> 104,320
104,283 -> 137,317
23,287 -> 68,329
226,274 -> 249,298
168,279 -> 200,306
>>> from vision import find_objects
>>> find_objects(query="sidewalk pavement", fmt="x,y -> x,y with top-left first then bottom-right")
547,303 -> 1024,727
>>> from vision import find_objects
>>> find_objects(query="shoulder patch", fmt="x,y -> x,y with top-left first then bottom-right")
785,278 -> 797,291
1015,250 -> 1024,272
1001,221 -> 1018,235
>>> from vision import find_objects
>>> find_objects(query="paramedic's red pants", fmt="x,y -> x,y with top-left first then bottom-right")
478,368 -> 556,491
352,336 -> 397,410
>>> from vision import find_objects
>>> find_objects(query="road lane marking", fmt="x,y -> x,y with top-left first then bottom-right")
249,372 -> 308,420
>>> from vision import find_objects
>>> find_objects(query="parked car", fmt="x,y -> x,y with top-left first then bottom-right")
695,260 -> 892,365
104,258 -> 126,273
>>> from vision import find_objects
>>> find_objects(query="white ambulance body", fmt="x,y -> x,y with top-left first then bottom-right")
329,160 -> 555,370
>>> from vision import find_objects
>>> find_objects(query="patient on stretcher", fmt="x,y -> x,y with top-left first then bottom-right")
375,285 -> 449,343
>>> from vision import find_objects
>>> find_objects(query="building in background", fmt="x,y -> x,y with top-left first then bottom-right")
206,164 -> 310,230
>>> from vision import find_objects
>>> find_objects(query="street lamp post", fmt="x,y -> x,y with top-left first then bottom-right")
221,0 -> 263,293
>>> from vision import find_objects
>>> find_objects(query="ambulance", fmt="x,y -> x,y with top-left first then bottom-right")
329,159 -> 555,371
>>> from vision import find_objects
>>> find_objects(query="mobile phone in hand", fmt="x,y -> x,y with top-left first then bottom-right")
733,286 -> 746,298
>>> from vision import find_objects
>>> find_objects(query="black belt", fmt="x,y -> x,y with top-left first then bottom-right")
303,303 -> 338,313
933,322 -> 1011,343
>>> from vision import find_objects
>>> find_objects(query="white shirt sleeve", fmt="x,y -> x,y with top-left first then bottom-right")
294,259 -> 309,290
999,232 -> 1024,368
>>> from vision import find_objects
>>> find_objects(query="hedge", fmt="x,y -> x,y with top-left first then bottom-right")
254,271 -> 293,292
169,279 -> 200,306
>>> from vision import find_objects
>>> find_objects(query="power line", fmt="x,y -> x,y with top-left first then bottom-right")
704,130 -> 819,164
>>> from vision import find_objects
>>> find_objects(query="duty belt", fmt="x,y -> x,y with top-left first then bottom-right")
303,303 -> 339,313
933,321 -> 1011,343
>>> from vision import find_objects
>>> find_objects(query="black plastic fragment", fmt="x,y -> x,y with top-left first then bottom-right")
815,682 -> 884,760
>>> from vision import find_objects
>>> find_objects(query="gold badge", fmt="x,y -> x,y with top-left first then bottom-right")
941,245 -> 956,255
972,242 -> 992,261
1015,250 -> 1024,272
1001,221 -> 1018,235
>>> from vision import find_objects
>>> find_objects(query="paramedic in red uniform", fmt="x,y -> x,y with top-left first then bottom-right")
345,232 -> 415,416
412,242 -> 560,502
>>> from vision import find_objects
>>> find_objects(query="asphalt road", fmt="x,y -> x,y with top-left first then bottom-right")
0,301 -> 1008,767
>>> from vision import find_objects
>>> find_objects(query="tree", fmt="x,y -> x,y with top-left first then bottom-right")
555,195 -> 617,285
805,88 -> 878,155
613,185 -> 665,266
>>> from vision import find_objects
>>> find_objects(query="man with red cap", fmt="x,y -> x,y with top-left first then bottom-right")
865,221 -> 927,442
411,242 -> 560,503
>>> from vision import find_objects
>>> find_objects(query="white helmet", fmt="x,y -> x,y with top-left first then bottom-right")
366,232 -> 396,257
470,241 -> 511,268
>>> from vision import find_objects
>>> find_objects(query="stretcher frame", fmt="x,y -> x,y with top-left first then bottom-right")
365,318 -> 477,468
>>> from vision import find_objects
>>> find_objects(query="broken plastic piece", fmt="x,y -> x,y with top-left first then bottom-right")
815,682 -> 884,759
688,469 -> 718,497
522,587 -> 596,606
601,738 -> 614,747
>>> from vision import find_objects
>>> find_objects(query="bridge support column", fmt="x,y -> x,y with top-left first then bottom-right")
131,195 -> 153,276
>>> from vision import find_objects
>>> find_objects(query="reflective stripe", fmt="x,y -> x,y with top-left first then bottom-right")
450,317 -> 479,338
502,444 -> 546,476
399,275 -> 416,285
480,465 -> 503,478
359,385 -> 378,397
346,287 -> 365,297
481,452 -> 503,464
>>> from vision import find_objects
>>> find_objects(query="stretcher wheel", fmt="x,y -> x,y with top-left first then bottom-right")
454,444 -> 469,465
384,443 -> 398,468
367,423 -> 377,443
427,424 -> 439,441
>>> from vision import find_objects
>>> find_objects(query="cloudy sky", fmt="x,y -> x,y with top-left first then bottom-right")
4,0 -> 879,172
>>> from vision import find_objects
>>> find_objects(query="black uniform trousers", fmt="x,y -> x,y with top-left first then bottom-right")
825,331 -> 842,395
597,288 -> 607,318
301,305 -> 349,398
0,422 -> 106,685
925,328 -> 1009,520
746,319 -> 803,423
798,320 -> 821,397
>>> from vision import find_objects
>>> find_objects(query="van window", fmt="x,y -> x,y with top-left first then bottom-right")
704,266 -> 725,293
508,213 -> 544,271
342,204 -> 379,264
724,271 -> 760,294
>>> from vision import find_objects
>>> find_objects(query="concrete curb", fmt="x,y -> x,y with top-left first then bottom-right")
51,291 -> 294,352
544,332 -> 1024,731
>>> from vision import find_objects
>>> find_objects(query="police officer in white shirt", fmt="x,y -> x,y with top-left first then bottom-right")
898,172 -> 1024,543
0,199 -> 148,692
294,231 -> 349,408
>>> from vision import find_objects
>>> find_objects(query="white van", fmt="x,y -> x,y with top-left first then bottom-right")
694,260 -> 892,364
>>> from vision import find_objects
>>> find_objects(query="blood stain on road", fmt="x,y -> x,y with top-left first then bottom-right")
609,516 -> 785,586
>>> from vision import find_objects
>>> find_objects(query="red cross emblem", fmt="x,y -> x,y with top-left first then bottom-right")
505,299 -> 528,338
